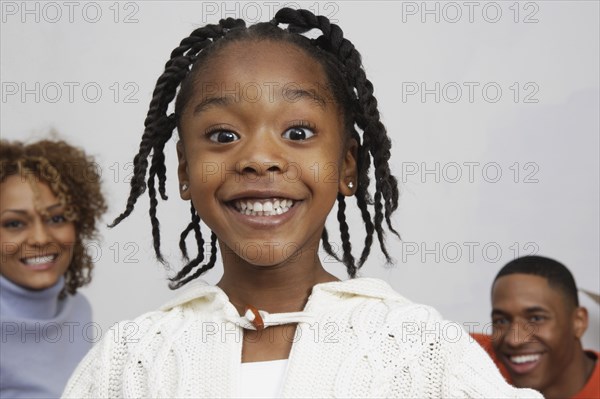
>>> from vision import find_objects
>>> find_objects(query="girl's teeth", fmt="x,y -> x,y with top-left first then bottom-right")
23,255 -> 55,265
510,354 -> 541,364
233,198 -> 294,216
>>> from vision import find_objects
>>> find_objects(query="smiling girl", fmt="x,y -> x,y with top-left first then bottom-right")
0,139 -> 107,398
64,8 -> 541,398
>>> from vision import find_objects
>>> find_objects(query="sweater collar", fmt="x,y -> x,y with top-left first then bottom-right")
0,274 -> 64,320
159,277 -> 408,330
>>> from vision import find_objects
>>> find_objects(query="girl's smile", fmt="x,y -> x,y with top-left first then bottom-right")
230,197 -> 296,217
225,191 -> 301,229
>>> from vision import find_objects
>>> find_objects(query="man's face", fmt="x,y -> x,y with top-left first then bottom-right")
491,274 -> 579,392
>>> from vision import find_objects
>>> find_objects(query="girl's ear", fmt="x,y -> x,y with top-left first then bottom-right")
339,138 -> 358,196
176,141 -> 191,200
573,306 -> 589,339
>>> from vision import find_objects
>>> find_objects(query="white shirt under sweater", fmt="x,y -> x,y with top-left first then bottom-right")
239,359 -> 288,398
62,278 -> 542,398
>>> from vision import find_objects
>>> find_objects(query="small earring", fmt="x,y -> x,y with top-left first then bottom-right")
348,181 -> 354,189
181,183 -> 189,191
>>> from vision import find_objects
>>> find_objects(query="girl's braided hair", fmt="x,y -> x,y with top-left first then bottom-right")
110,8 -> 399,289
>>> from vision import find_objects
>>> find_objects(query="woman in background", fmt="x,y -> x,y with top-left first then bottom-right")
0,139 -> 107,398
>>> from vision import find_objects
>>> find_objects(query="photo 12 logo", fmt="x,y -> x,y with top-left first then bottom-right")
401,162 -> 540,184
1,1 -> 140,24
1,321 -> 141,344
400,1 -> 540,24
400,241 -> 540,264
1,82 -> 140,104
401,82 -> 540,104
199,2 -> 340,23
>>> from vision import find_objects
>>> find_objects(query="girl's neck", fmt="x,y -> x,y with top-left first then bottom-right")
217,243 -> 338,315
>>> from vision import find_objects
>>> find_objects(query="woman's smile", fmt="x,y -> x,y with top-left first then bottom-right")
20,253 -> 60,270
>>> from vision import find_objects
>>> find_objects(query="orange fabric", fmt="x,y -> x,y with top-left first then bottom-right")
573,351 -> 599,399
470,333 -> 511,381
471,334 -> 599,399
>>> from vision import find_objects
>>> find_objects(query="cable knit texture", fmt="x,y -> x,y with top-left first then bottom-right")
63,278 -> 542,398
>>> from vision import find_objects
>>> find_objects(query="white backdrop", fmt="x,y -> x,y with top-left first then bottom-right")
1,1 -> 598,350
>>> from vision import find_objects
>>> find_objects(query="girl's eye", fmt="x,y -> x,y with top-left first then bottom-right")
282,126 -> 315,141
2,220 -> 24,229
208,130 -> 240,143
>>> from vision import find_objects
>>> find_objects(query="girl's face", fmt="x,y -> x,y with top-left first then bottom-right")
0,175 -> 76,290
177,40 -> 357,267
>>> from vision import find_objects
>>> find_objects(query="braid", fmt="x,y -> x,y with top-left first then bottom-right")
169,232 -> 218,289
336,194 -> 356,277
147,164 -> 163,262
353,130 -> 376,267
172,209 -> 212,287
179,203 -> 202,261
321,228 -> 343,264
154,143 -> 169,201
147,116 -> 177,263
192,207 -> 204,261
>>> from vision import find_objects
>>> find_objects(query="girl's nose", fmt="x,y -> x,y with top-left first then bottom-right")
238,161 -> 282,175
235,132 -> 288,176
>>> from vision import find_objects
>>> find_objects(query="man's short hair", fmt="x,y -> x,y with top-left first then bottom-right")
494,255 -> 579,307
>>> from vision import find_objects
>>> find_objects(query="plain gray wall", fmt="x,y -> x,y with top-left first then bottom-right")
1,1 -> 598,350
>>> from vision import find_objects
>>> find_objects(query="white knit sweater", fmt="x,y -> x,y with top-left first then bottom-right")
63,278 -> 542,398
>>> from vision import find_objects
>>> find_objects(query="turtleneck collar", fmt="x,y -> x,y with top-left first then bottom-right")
0,274 -> 64,320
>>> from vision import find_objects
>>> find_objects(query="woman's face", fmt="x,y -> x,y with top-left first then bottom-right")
0,175 -> 76,290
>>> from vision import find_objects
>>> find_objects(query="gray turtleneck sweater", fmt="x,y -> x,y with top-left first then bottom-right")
0,275 -> 92,398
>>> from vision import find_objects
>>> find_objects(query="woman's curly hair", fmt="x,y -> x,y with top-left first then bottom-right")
0,139 -> 107,296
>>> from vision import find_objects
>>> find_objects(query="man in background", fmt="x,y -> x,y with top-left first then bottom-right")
473,255 -> 598,399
